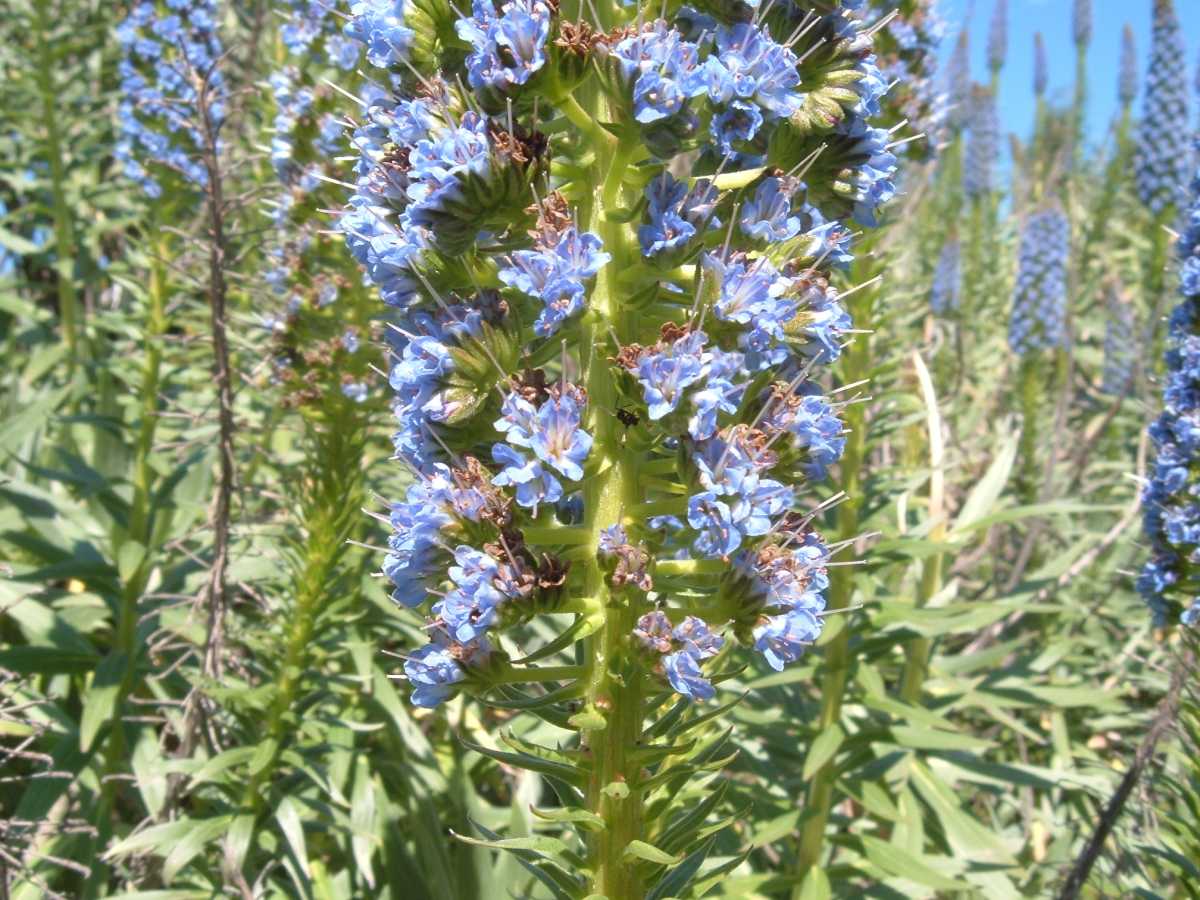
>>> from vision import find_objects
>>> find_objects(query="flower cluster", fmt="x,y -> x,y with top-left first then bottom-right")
255,4 -> 377,407
987,0 -> 1007,73
1072,0 -> 1091,50
1119,25 -> 1137,108
1008,207 -> 1070,355
930,238 -> 960,315
1136,0 -> 1191,217
860,0 -> 948,158
1101,282 -> 1136,396
115,0 -> 225,198
634,612 -> 725,699
333,0 -> 892,710
964,86 -> 998,199
1139,154 -> 1200,628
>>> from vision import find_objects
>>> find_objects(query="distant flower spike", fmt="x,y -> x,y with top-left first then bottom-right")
1136,0 -> 1191,217
1008,207 -> 1070,355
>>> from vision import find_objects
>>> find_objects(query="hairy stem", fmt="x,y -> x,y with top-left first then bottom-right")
197,66 -> 237,686
578,89 -> 644,900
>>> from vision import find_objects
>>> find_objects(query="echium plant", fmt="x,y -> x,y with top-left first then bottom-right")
1032,31 -> 1047,99
930,234 -> 959,315
335,0 -> 894,894
1008,206 -> 1069,355
1136,0 -> 1190,218
986,0 -> 1006,77
963,85 -> 997,199
1118,24 -> 1137,109
1139,152 -> 1200,629
115,0 -> 226,198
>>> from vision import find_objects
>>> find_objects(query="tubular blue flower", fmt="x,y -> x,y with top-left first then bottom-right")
739,178 -> 804,243
457,0 -> 552,92
964,87 -> 998,199
500,227 -> 610,336
987,0 -> 1007,72
492,443 -> 563,513
1136,0 -> 1191,216
528,388 -> 593,480
599,524 -> 629,556
753,608 -> 821,671
405,643 -> 466,707
345,0 -> 413,69
1118,25 -> 1137,107
930,238 -> 960,315
1072,0 -> 1091,49
634,329 -> 709,420
673,616 -> 724,659
1033,32 -> 1047,98
609,23 -> 705,124
662,650 -> 716,700
687,492 -> 742,557
1008,207 -> 1070,355
637,173 -> 720,258
705,23 -> 804,121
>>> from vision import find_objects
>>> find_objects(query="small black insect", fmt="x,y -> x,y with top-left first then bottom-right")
615,406 -> 640,428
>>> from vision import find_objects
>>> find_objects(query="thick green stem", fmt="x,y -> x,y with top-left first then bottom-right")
32,0 -> 81,364
576,88 -> 646,899
793,283 -> 873,891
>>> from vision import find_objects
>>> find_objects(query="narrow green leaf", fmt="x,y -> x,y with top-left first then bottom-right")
622,839 -> 682,867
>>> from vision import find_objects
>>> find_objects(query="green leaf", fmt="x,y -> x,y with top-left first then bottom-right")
276,796 -> 310,881
802,724 -> 845,780
529,805 -> 606,832
622,839 -> 682,867
859,836 -> 973,891
80,650 -> 127,752
795,866 -> 832,900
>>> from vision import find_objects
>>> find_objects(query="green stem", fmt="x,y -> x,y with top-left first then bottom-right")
32,0 -> 81,365
578,86 -> 645,900
793,281 -> 874,891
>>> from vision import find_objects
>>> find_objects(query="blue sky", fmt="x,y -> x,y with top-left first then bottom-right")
937,0 -> 1200,152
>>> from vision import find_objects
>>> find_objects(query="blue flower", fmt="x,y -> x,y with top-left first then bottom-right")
638,173 -> 719,257
635,329 -> 709,420
739,178 -> 803,242
492,443 -> 564,513
1073,0 -> 1091,48
672,616 -> 724,659
688,492 -> 742,557
345,0 -> 413,70
964,88 -> 998,199
405,643 -> 465,707
599,524 -> 629,556
457,0 -> 552,92
705,23 -> 803,121
528,388 -> 593,480
662,650 -> 715,700
753,608 -> 820,671
609,23 -> 705,124
499,227 -> 609,336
